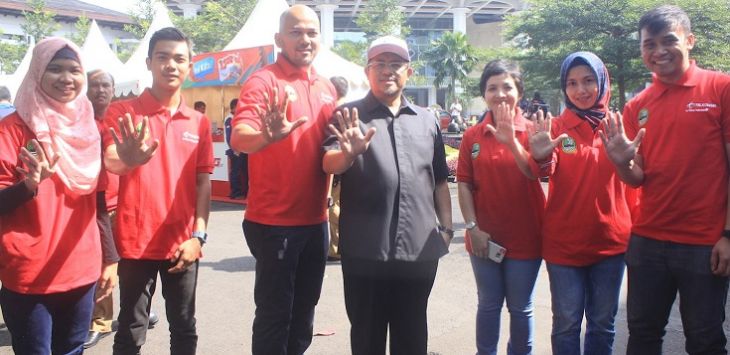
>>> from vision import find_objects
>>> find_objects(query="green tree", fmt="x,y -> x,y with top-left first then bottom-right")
422,31 -> 479,107
22,0 -> 59,42
355,0 -> 411,41
334,0 -> 410,70
0,32 -> 28,74
69,13 -> 91,46
504,0 -> 730,109
331,40 -> 368,66
173,0 -> 256,54
124,0 -> 157,39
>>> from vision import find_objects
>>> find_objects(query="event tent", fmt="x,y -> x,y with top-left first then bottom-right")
81,20 -> 125,79
114,1 -> 175,97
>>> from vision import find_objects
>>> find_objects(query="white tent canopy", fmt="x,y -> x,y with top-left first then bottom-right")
114,1 -> 175,97
81,20 -> 125,80
224,0 -> 369,102
4,41 -> 34,100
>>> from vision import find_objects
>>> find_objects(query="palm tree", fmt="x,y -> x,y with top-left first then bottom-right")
423,31 -> 478,109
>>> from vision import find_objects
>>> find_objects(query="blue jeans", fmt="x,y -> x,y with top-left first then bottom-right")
470,256 -> 542,355
0,283 -> 95,355
625,234 -> 728,355
243,220 -> 328,355
546,254 -> 625,355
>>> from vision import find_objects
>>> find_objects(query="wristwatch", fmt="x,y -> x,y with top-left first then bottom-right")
192,231 -> 208,245
465,221 -> 477,231
438,225 -> 454,239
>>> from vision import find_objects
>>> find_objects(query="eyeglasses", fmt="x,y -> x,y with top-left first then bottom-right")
366,61 -> 409,73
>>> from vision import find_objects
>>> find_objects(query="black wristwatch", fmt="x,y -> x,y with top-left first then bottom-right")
722,230 -> 730,239
192,231 -> 208,245
438,225 -> 454,239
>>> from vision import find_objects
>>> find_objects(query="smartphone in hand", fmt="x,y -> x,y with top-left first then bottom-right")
487,240 -> 507,263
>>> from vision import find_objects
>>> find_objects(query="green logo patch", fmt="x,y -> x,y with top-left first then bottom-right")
638,108 -> 649,126
561,137 -> 577,154
471,143 -> 480,159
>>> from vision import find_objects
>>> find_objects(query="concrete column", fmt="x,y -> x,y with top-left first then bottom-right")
178,3 -> 201,19
451,7 -> 468,34
317,4 -> 338,48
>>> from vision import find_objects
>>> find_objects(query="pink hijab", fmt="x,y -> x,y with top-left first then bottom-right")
14,37 -> 100,195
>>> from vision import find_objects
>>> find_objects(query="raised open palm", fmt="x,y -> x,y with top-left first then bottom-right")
527,110 -> 567,161
598,111 -> 645,167
110,113 -> 159,167
328,107 -> 376,159
255,86 -> 308,143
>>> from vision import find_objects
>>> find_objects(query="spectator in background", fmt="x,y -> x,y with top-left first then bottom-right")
327,76 -> 349,261
224,98 -> 248,199
0,85 -> 15,119
194,100 -> 206,114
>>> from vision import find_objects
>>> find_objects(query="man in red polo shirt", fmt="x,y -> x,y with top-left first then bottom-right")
102,27 -> 213,355
602,5 -> 730,354
230,5 -> 336,355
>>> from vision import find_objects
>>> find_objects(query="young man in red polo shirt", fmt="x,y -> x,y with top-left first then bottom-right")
102,27 -> 213,355
602,5 -> 730,354
230,5 -> 336,355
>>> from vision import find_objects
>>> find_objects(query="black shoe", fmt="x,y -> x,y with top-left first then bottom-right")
148,312 -> 159,329
84,331 -> 110,349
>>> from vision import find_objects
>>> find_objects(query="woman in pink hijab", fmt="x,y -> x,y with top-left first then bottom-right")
0,37 -> 104,353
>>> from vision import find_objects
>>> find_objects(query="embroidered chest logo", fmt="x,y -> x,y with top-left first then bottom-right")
25,141 -> 37,156
561,136 -> 577,154
686,101 -> 718,113
471,143 -> 480,159
638,108 -> 649,127
182,131 -> 200,144
284,85 -> 298,103
320,92 -> 335,104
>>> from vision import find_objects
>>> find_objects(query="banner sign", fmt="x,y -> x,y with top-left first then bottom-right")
184,45 -> 275,88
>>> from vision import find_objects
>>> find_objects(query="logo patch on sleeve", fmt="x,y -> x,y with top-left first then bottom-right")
638,108 -> 649,127
471,143 -> 480,159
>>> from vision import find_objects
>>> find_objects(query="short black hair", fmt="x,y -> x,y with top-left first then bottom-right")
329,76 -> 348,100
148,27 -> 193,60
86,69 -> 115,86
0,86 -> 10,101
478,59 -> 524,98
639,5 -> 691,37
194,101 -> 206,109
229,98 -> 238,111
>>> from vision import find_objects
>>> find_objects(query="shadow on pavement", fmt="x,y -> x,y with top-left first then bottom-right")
200,256 -> 256,272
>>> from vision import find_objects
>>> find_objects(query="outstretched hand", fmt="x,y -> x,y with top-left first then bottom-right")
328,107 -> 376,160
255,86 -> 309,143
598,111 -> 645,167
485,102 -> 516,146
527,110 -> 567,161
17,139 -> 59,191
110,113 -> 159,168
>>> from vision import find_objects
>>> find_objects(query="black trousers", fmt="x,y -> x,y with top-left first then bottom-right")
228,152 -> 248,198
113,259 -> 199,355
342,258 -> 439,355
243,220 -> 328,355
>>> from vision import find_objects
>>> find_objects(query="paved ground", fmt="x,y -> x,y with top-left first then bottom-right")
1,183 -> 728,354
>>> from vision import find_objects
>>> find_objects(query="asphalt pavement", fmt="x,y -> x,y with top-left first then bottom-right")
1,183 -> 728,354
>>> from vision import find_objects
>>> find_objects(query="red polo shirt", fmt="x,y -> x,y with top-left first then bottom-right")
541,110 -> 631,266
102,90 -> 214,259
457,111 -> 544,259
233,55 -> 336,226
0,113 -> 101,293
623,62 -> 730,245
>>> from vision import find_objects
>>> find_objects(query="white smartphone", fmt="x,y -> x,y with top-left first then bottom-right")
487,240 -> 507,263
